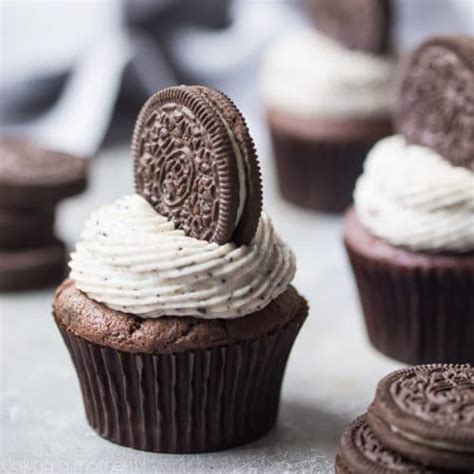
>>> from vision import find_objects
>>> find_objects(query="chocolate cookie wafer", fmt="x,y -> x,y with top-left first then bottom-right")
0,207 -> 54,249
336,415 -> 454,474
193,86 -> 262,244
307,0 -> 392,53
0,136 -> 88,209
397,36 -> 474,171
367,364 -> 474,472
132,85 -> 262,245
0,239 -> 66,292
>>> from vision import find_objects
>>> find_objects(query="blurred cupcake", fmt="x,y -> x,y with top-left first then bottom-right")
344,36 -> 474,364
53,85 -> 308,453
261,28 -> 395,212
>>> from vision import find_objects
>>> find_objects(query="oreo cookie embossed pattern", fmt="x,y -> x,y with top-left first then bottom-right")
336,416 -> 448,474
133,86 -> 261,245
398,36 -> 474,171
337,365 -> 474,473
368,365 -> 474,471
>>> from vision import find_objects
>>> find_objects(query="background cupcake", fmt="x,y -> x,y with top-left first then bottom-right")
53,85 -> 308,453
345,36 -> 474,365
261,0 -> 395,212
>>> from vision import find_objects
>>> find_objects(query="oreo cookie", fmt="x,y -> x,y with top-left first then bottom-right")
0,207 -> 54,249
0,136 -> 88,209
367,364 -> 474,471
132,85 -> 262,245
397,36 -> 474,171
0,239 -> 66,292
307,0 -> 392,53
336,415 -> 451,474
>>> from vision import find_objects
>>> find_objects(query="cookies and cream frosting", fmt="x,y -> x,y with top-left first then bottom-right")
260,29 -> 395,119
355,135 -> 474,253
69,194 -> 295,319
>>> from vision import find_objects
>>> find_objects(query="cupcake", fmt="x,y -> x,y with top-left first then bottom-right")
344,36 -> 474,364
53,85 -> 308,453
261,0 -> 395,212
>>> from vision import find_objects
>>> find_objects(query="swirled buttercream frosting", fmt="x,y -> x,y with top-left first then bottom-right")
261,29 -> 395,119
355,135 -> 474,253
69,194 -> 295,319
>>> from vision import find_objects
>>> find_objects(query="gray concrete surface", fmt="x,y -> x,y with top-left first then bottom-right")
0,125 -> 401,473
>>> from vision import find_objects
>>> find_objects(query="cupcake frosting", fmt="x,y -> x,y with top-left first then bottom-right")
261,29 -> 396,119
355,135 -> 474,253
69,194 -> 295,319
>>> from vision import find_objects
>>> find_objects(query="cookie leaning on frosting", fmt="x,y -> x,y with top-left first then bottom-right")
53,85 -> 308,453
344,36 -> 474,365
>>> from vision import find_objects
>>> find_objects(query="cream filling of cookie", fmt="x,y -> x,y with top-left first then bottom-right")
69,194 -> 295,319
214,107 -> 247,230
389,424 -> 474,454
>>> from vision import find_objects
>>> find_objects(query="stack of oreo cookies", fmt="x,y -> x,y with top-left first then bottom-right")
336,364 -> 474,473
0,137 -> 88,292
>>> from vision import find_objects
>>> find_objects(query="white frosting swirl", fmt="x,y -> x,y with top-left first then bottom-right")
261,29 -> 396,119
69,194 -> 295,319
355,135 -> 474,253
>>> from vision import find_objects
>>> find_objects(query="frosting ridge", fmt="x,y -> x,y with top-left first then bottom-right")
69,194 -> 295,319
355,135 -> 474,253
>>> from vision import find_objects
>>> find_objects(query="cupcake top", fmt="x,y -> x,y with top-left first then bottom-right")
260,29 -> 396,119
354,135 -> 474,253
354,36 -> 474,254
69,86 -> 296,319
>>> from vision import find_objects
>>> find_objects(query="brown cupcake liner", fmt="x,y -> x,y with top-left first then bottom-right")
345,240 -> 474,365
270,129 -> 387,213
58,312 -> 305,453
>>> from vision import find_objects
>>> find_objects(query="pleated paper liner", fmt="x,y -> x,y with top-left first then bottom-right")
58,310 -> 306,453
345,213 -> 474,365
268,114 -> 392,213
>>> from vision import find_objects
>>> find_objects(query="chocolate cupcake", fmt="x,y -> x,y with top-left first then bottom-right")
53,85 -> 308,453
261,23 -> 395,212
344,36 -> 474,364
